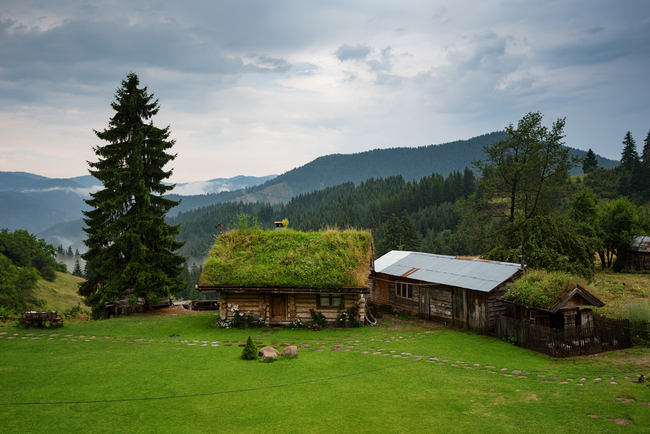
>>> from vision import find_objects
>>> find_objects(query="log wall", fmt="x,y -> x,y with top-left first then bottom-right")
219,291 -> 366,325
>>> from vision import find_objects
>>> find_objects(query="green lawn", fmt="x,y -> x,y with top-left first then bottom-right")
1,313 -> 649,433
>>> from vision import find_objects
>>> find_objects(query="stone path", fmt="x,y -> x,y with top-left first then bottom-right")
1,329 -> 643,386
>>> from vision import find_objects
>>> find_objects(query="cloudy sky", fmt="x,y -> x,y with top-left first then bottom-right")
1,0 -> 649,183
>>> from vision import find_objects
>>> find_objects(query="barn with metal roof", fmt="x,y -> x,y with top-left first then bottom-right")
370,251 -> 523,333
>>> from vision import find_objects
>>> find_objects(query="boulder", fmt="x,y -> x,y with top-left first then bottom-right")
281,345 -> 298,356
259,346 -> 279,360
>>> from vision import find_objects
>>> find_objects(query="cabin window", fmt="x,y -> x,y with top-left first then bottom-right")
318,294 -> 342,308
395,282 -> 413,299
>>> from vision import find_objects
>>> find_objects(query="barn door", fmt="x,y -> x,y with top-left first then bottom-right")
467,291 -> 487,332
271,295 -> 287,321
453,287 -> 468,328
419,286 -> 430,320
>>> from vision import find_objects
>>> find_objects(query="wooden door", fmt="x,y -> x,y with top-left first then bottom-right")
419,286 -> 429,320
467,291 -> 487,332
271,295 -> 287,321
453,287 -> 468,329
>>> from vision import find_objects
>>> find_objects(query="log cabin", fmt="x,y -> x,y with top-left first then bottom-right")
370,251 -> 523,333
197,228 -> 373,326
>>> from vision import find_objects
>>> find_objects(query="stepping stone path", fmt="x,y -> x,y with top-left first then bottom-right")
2,330 -> 634,388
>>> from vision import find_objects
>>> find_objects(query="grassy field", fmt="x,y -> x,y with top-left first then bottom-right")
590,269 -> 650,317
33,272 -> 85,314
1,310 -> 649,433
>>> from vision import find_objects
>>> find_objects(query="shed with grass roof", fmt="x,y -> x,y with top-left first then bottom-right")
500,272 -> 605,330
197,228 -> 373,325
370,251 -> 523,333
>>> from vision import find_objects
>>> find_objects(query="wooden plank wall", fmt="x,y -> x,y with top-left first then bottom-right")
427,284 -> 453,322
388,281 -> 420,316
370,274 -> 391,309
488,281 -> 512,330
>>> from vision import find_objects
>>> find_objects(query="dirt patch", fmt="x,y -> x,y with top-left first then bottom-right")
586,414 -> 600,418
616,397 -> 635,403
609,418 -> 633,425
144,306 -> 205,317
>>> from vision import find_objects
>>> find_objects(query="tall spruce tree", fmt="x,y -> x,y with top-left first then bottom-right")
620,131 -> 639,170
582,149 -> 598,173
642,130 -> 650,166
79,73 -> 185,317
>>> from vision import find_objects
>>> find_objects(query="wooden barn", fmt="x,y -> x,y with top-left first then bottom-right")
197,228 -> 373,326
628,236 -> 650,271
370,251 -> 523,333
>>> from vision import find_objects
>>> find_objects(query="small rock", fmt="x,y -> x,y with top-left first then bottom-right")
330,344 -> 345,351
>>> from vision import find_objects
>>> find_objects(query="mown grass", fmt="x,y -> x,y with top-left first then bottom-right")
1,311 -> 649,433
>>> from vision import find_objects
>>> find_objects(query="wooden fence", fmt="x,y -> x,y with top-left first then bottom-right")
495,314 -> 635,357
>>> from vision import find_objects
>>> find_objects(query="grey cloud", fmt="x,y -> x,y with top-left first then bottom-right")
244,54 -> 292,73
584,24 -> 605,35
334,43 -> 371,61
541,23 -> 650,68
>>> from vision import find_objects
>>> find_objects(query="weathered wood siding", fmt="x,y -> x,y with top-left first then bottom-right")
427,285 -> 452,323
488,281 -> 511,330
388,280 -> 420,316
370,273 -> 391,309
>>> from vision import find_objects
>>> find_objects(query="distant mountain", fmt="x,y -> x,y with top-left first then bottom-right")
0,172 -> 275,235
4,133 -> 619,248
226,132 -> 619,203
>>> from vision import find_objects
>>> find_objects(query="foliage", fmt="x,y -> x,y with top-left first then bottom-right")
0,253 -> 44,314
200,228 -> 373,289
596,196 -> 649,268
0,228 -> 59,282
79,73 -> 185,318
482,215 -> 595,281
504,270 -> 587,308
620,131 -> 639,170
309,308 -> 327,329
375,210 -> 421,257
582,149 -> 598,173
62,302 -> 91,321
288,318 -> 305,329
241,336 -> 259,360
471,112 -> 579,225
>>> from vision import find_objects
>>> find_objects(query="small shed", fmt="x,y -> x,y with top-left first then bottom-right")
628,236 -> 650,271
370,251 -> 523,333
197,228 -> 373,325
501,283 -> 605,330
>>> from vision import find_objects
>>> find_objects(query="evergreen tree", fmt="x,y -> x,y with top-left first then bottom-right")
66,246 -> 74,259
72,259 -> 83,277
582,149 -> 598,173
642,130 -> 650,166
79,73 -> 185,317
620,131 -> 639,170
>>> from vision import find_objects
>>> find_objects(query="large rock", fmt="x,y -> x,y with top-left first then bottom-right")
259,346 -> 279,360
281,345 -> 298,356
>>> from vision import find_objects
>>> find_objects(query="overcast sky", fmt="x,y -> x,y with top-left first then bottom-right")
1,0 -> 649,183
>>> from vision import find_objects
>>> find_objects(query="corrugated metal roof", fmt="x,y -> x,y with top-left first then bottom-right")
374,251 -> 522,293
630,236 -> 650,253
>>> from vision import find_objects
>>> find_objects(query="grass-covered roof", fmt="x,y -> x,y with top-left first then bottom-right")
199,228 -> 373,289
503,270 -> 598,310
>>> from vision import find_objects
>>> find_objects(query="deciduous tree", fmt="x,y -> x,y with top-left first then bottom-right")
79,73 -> 185,317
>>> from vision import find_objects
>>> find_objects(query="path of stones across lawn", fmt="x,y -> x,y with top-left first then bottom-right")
1,329 -> 641,386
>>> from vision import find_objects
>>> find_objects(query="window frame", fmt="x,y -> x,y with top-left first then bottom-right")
317,293 -> 343,309
395,281 -> 413,299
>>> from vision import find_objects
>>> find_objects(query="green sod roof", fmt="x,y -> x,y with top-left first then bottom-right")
199,228 -> 373,289
503,270 -> 592,309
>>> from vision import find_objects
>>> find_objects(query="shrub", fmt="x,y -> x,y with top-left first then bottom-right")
241,336 -> 258,360
309,308 -> 327,328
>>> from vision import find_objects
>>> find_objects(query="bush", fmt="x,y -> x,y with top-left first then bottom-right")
241,336 -> 258,360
